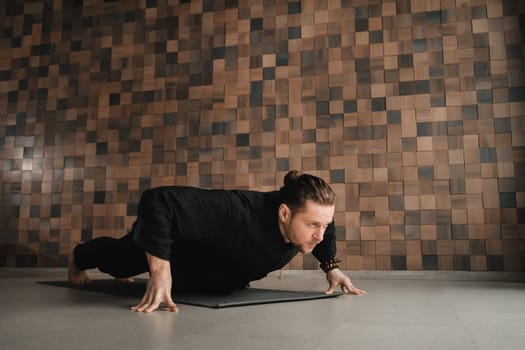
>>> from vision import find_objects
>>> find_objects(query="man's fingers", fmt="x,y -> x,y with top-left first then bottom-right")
163,300 -> 179,313
131,292 -> 157,312
133,299 -> 160,313
354,288 -> 367,295
325,269 -> 366,296
131,296 -> 148,311
157,292 -> 178,312
131,294 -> 178,313
131,300 -> 152,312
164,294 -> 179,312
344,285 -> 367,295
143,302 -> 160,313
130,273 -> 178,313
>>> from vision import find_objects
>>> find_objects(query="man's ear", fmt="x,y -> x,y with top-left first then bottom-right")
278,204 -> 291,221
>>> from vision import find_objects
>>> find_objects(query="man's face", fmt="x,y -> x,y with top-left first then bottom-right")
279,200 -> 335,254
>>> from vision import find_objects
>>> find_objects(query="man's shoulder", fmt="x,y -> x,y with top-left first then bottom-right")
147,186 -> 277,196
142,186 -> 279,203
225,189 -> 280,202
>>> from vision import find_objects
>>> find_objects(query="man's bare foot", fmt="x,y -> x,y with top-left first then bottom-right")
115,277 -> 134,283
68,246 -> 91,284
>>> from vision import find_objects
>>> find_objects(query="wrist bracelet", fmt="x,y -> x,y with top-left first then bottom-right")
320,258 -> 341,273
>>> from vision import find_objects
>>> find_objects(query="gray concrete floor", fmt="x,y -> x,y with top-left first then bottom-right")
1,268 -> 524,350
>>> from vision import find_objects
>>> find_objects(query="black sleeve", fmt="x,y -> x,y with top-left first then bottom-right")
131,188 -> 175,261
312,220 -> 336,264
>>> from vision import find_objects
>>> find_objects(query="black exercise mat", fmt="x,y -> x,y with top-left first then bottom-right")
37,279 -> 343,308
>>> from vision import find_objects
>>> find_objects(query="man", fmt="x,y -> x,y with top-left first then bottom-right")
69,170 -> 366,313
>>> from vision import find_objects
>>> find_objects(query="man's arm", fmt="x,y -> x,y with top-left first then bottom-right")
312,223 -> 366,295
131,252 -> 178,313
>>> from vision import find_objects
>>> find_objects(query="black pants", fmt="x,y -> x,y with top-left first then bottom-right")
74,232 -> 149,278
74,233 -> 243,293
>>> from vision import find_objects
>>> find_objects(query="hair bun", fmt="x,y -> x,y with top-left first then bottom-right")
280,170 -> 336,209
283,170 -> 301,186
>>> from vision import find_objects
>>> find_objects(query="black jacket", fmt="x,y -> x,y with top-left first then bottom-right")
131,186 -> 336,292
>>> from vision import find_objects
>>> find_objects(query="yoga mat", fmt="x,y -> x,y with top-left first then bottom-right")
37,279 -> 343,308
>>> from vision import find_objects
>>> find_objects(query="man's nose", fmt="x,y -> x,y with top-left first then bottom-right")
313,229 -> 324,242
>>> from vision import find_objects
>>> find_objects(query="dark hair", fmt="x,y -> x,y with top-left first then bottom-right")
279,170 -> 336,212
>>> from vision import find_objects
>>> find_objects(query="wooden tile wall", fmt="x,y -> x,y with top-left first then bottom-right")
0,0 -> 524,272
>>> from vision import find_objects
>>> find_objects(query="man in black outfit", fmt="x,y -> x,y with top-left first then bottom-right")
68,170 -> 366,313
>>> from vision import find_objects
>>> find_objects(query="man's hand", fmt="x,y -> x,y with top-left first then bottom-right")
131,253 -> 178,313
325,268 -> 366,295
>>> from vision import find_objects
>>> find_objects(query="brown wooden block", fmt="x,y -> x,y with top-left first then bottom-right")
486,239 -> 504,255
438,256 -> 454,270
361,241 -> 376,256
421,225 -> 437,240
406,255 -> 422,270
362,256 -> 378,270
375,240 -> 391,256
437,240 -> 455,255
470,255 -> 487,271
376,255 -> 391,270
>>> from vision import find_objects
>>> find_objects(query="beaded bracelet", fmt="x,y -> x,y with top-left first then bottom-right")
320,258 -> 342,273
